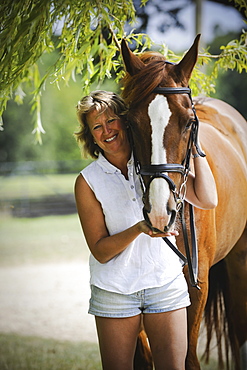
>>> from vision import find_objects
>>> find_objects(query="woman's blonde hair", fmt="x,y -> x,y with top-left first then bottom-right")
75,90 -> 128,158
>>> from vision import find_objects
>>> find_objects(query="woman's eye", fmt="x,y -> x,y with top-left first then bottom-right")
108,118 -> 116,124
92,117 -> 118,131
93,125 -> 102,131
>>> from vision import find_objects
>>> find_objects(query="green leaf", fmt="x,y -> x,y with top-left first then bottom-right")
1,0 -> 246,140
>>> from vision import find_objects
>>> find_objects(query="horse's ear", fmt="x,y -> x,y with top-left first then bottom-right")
121,39 -> 145,76
175,34 -> 201,83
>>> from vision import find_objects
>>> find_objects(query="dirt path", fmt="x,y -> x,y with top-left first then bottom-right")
0,262 -> 98,343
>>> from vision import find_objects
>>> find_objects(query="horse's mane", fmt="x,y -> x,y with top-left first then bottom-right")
122,51 -> 168,107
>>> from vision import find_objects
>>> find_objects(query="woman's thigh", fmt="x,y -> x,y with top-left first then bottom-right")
143,307 -> 188,370
95,314 -> 142,370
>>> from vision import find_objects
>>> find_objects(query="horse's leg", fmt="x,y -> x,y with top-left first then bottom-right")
134,329 -> 153,370
181,208 -> 215,370
225,225 -> 247,370
192,225 -> 247,370
185,269 -> 209,370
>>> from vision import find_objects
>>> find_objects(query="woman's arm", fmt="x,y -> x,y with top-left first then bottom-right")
74,174 -> 177,263
185,147 -> 218,210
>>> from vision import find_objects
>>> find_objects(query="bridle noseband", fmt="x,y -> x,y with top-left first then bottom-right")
132,82 -> 205,289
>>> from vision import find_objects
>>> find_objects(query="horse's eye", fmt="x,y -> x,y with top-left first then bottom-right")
184,120 -> 193,132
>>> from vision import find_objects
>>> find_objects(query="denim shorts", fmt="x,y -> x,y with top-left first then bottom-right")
88,273 -> 190,318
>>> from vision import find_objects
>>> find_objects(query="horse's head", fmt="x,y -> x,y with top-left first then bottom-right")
121,35 -> 202,232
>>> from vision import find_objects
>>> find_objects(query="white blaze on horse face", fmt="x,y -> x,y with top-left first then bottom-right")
148,95 -> 172,230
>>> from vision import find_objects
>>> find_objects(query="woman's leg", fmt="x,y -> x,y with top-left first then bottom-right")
95,314 -> 142,370
143,308 -> 187,370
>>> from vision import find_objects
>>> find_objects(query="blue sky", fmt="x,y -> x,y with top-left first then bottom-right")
144,0 -> 245,52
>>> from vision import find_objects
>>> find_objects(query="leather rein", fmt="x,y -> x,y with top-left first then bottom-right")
132,85 -> 205,289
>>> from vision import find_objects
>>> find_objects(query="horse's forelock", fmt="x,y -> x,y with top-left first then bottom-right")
122,55 -> 169,107
139,51 -> 166,64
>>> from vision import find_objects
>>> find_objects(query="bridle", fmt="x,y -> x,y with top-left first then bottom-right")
140,86 -> 205,213
132,82 -> 205,289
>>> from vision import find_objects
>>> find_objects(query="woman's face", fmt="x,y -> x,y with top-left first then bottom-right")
86,108 -> 130,157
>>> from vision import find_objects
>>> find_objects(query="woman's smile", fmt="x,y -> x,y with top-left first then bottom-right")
105,134 -> 117,143
86,108 -> 130,157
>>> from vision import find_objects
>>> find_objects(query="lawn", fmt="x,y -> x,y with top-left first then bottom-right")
0,333 -> 101,370
0,173 -> 79,217
0,332 -> 219,370
0,173 -> 78,200
0,214 -> 88,266
0,173 -> 88,265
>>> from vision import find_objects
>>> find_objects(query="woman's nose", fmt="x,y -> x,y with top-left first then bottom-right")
102,123 -> 111,134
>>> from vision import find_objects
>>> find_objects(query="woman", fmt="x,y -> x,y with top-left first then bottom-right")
74,90 -> 217,370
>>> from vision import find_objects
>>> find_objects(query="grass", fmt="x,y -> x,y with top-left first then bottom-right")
0,214 -> 89,266
0,173 -> 89,265
0,333 -> 101,370
0,333 -> 220,370
0,173 -> 78,200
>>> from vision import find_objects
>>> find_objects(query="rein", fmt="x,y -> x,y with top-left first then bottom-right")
132,84 -> 205,289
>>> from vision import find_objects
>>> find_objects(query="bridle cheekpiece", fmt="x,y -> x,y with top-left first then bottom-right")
133,78 -> 205,289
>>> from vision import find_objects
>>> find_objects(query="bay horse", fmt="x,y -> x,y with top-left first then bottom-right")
120,35 -> 247,369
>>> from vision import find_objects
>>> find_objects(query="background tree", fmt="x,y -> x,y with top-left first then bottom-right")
209,31 -> 247,119
0,51 -> 117,164
131,0 -> 246,36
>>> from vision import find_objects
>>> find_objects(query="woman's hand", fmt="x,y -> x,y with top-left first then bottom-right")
185,144 -> 218,210
137,221 -> 179,238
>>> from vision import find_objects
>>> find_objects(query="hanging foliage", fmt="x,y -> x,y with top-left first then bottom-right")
0,0 -> 246,142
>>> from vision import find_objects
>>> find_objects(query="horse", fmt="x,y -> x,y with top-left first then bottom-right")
120,35 -> 247,369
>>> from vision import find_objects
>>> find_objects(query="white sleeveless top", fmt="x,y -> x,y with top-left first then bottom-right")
81,153 -> 183,294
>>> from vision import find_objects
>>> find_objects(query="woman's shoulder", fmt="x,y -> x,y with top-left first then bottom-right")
79,158 -> 104,191
81,159 -> 97,174
75,171 -> 89,191
81,157 -> 105,180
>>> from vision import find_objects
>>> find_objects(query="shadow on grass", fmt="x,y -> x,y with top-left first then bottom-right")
0,333 -> 221,370
0,333 -> 101,370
